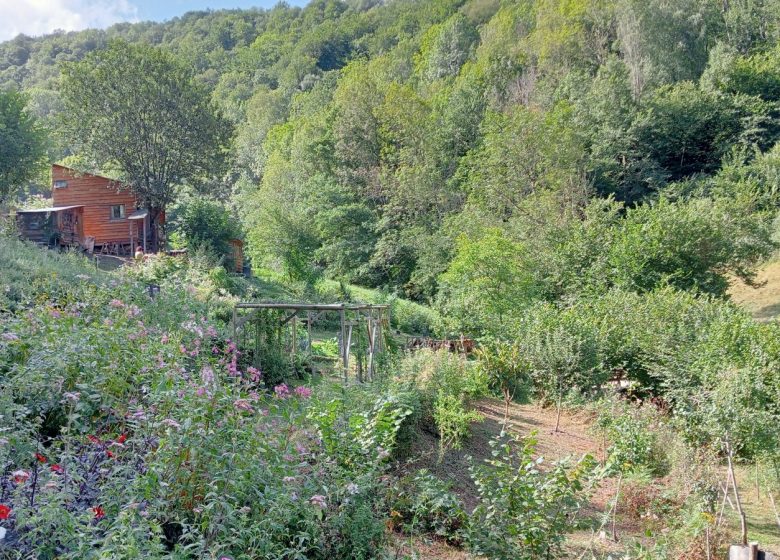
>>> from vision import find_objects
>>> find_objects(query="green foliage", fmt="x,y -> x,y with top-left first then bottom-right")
0,238 -> 406,559
0,89 -> 47,202
388,470 -> 466,541
466,433 -> 597,560
59,40 -> 232,250
595,399 -> 669,476
392,349 -> 487,456
172,198 -> 241,260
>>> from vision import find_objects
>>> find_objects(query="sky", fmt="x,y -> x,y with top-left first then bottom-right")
0,0 -> 309,42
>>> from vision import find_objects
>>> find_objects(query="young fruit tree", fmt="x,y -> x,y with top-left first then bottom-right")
59,40 -> 232,251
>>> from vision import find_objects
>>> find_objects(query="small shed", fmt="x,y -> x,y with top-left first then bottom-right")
15,206 -> 84,247
228,239 -> 244,274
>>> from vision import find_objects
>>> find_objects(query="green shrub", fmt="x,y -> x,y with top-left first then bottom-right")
392,349 -> 486,455
594,399 -> 670,476
388,470 -> 466,542
466,433 -> 597,560
433,392 -> 483,459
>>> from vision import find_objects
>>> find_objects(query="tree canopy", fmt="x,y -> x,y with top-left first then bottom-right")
59,40 -> 232,249
0,89 -> 46,203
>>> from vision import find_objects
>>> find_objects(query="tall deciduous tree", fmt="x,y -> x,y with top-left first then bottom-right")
59,40 -> 232,250
0,89 -> 47,203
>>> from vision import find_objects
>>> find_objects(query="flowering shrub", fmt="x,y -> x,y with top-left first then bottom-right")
0,239 -> 400,558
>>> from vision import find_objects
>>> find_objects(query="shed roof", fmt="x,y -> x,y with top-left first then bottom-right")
127,209 -> 149,220
16,205 -> 84,214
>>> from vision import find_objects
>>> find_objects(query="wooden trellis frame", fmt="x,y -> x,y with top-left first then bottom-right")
232,302 -> 390,382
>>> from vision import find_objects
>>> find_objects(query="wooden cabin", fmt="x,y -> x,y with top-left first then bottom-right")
16,165 -> 163,255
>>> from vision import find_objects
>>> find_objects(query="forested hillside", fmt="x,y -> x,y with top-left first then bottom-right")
8,2 -> 780,558
4,0 -> 780,305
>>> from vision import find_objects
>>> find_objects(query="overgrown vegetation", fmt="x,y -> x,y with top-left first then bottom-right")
6,0 -> 780,555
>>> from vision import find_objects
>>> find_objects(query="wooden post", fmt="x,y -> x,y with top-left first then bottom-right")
307,311 -> 313,355
340,308 -> 347,383
254,311 -> 261,371
142,217 -> 147,254
291,314 -> 297,356
345,321 -> 353,378
129,221 -> 134,255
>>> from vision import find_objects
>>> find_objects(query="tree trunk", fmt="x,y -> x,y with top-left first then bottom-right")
148,206 -> 160,253
554,375 -> 563,433
726,440 -> 748,546
768,491 -> 780,532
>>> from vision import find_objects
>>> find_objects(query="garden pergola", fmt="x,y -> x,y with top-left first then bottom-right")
232,302 -> 390,382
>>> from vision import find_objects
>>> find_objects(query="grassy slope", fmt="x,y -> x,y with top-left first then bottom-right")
730,260 -> 780,320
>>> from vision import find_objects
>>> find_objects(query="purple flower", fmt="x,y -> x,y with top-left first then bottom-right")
161,418 -> 181,429
1,332 -> 19,341
294,386 -> 312,399
233,399 -> 254,412
201,366 -> 215,386
274,384 -> 290,399
109,299 -> 124,308
309,495 -> 327,509
247,366 -> 261,382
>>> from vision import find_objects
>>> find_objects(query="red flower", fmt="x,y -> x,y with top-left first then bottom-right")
50,464 -> 64,474
105,450 -> 114,459
92,506 -> 105,520
116,434 -> 127,444
87,435 -> 100,445
0,504 -> 11,520
35,453 -> 47,463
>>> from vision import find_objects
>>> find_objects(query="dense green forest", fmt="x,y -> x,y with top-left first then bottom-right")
3,0 -> 780,306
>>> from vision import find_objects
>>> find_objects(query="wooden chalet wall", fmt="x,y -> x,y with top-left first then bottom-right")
51,165 -> 138,245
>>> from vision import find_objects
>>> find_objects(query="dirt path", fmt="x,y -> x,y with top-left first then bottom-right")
397,398 -> 637,558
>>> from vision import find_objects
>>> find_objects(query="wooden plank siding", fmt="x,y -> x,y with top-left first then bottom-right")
50,165 -> 160,246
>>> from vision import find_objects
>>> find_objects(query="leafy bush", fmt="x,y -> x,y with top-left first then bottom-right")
387,470 -> 466,542
594,399 -> 670,476
392,349 -> 486,455
465,433 -> 597,560
171,198 -> 241,259
433,392 -> 483,459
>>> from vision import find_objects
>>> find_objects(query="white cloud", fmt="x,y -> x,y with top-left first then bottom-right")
0,0 -> 139,41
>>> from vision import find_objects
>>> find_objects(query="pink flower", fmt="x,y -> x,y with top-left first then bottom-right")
1,332 -> 19,341
247,366 -> 261,382
274,384 -> 290,399
206,326 -> 218,338
161,334 -> 169,344
63,391 -> 80,402
49,309 -> 61,318
161,418 -> 181,429
233,399 -> 253,412
12,470 -> 30,484
294,386 -> 312,399
309,495 -> 327,509
201,366 -> 215,386
109,299 -> 124,308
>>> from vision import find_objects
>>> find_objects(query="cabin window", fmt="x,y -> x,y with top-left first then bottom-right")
110,205 -> 126,220
53,180 -> 68,189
